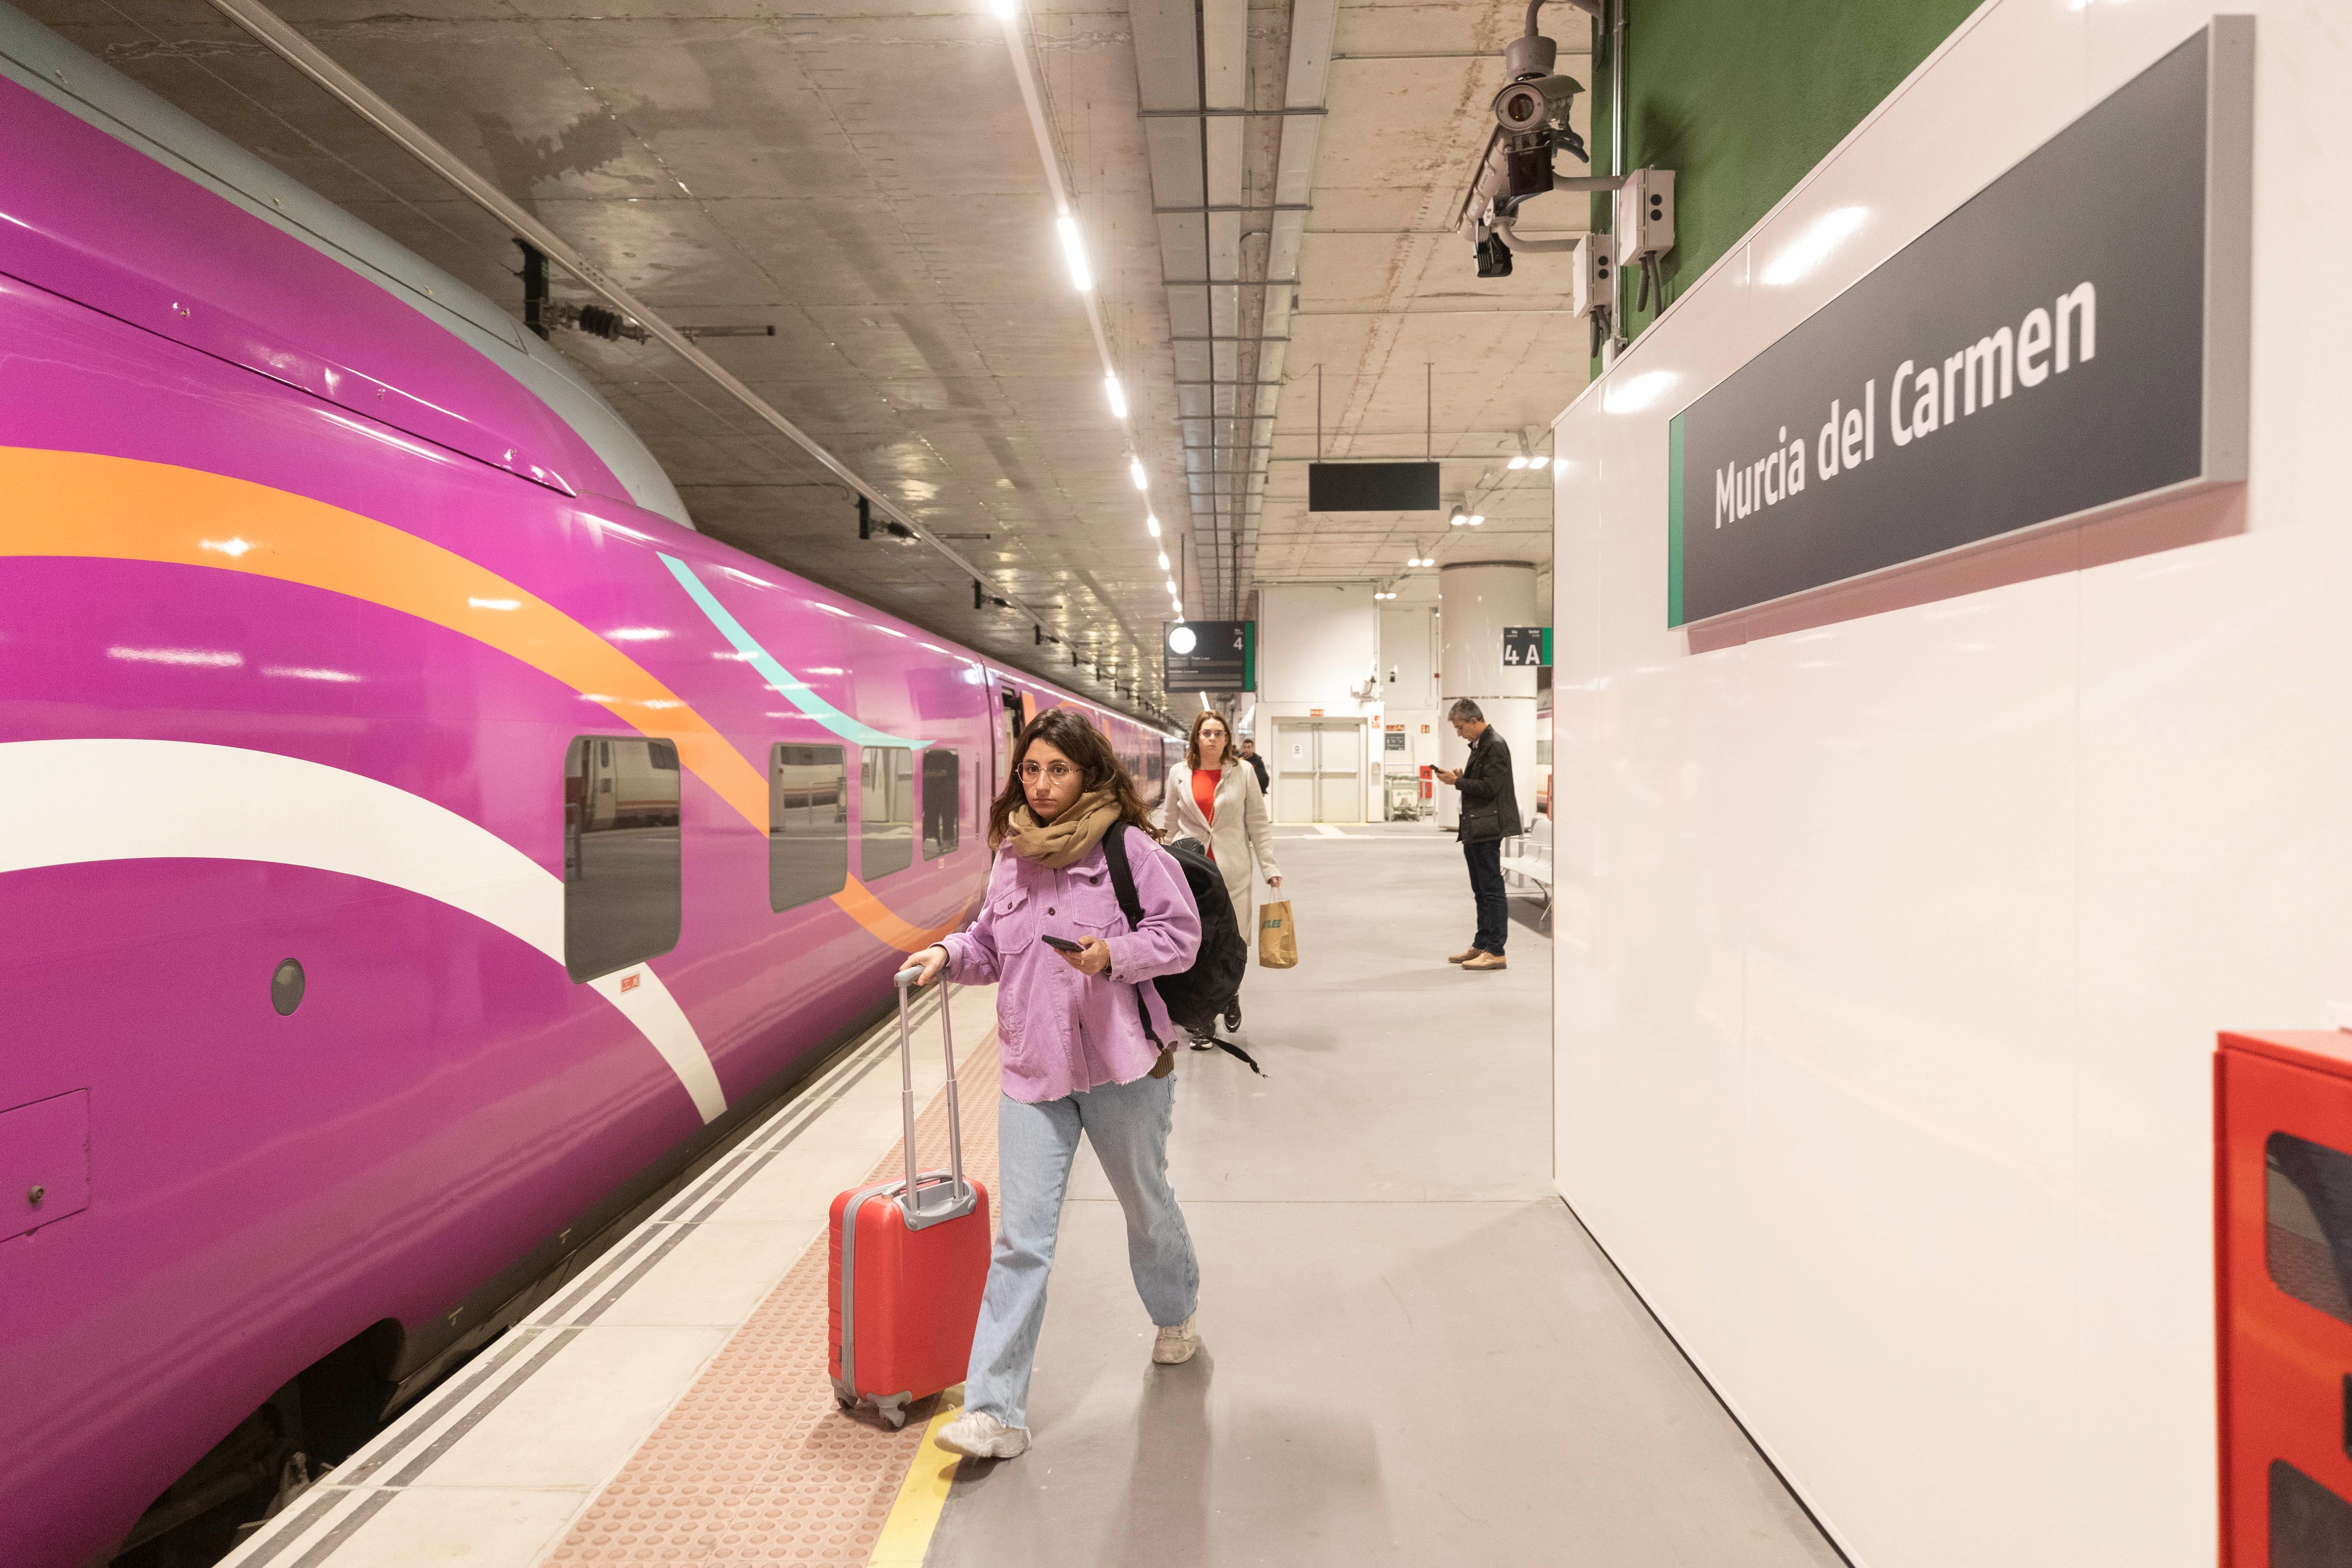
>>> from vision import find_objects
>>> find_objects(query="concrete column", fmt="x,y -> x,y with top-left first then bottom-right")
1436,561 -> 1538,832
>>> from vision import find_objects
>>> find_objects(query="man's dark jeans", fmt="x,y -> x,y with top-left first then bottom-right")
1462,837 -> 1507,955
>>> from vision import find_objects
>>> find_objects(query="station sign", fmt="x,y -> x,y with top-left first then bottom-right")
1666,22 -> 2250,626
1502,626 -> 1551,667
1163,620 -> 1253,691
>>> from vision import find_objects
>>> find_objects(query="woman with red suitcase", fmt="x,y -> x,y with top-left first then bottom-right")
907,707 -> 1205,1461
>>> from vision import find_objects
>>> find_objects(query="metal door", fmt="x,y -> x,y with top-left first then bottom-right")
1274,721 -> 1316,823
1272,720 -> 1364,824
1314,721 -> 1363,823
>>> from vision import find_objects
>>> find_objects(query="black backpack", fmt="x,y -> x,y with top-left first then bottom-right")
1103,824 -> 1256,1069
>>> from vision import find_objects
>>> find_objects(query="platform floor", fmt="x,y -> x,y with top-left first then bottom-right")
222,821 -> 1841,1567
925,822 -> 1838,1567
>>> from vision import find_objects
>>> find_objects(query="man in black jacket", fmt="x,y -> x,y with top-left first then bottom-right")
1239,735 -> 1271,796
1432,698 -> 1522,971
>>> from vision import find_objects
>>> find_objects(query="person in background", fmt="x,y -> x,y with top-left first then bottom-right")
1239,735 -> 1270,796
1431,697 -> 1519,971
911,708 -> 1204,1462
1161,709 -> 1280,1042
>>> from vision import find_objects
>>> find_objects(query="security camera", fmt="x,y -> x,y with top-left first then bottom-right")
1493,74 -> 1583,140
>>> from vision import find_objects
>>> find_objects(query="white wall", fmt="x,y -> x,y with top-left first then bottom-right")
1552,5 -> 2352,1567
1257,584 -> 1382,820
1379,606 -> 1442,793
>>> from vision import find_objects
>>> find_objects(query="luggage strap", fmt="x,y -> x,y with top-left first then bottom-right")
1102,822 -> 1165,1049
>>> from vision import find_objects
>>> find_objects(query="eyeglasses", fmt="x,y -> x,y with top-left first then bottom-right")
1019,761 -> 1078,784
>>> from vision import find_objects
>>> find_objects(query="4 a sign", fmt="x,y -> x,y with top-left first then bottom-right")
1502,626 -> 1551,667
1666,23 -> 2249,626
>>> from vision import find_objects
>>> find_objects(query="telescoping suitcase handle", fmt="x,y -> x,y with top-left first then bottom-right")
890,964 -> 973,1230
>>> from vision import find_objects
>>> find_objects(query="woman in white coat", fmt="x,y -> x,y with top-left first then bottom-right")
1160,709 -> 1281,1039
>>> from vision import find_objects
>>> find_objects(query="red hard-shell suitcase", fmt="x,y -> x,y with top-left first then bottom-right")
827,966 -> 991,1428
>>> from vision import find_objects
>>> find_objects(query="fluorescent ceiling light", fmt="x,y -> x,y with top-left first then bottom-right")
1507,455 -> 1527,470
1528,455 -> 1550,470
1601,369 -> 1677,415
990,0 -> 1015,14
1057,215 -> 1094,292
1165,577 -> 1178,593
1105,375 -> 1127,419
1157,552 -> 1169,570
1467,514 -> 1484,526
1760,206 -> 1868,287
1146,514 -> 1160,537
1129,457 -> 1148,490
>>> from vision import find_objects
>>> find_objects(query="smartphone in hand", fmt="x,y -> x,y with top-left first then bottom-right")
1041,933 -> 1084,953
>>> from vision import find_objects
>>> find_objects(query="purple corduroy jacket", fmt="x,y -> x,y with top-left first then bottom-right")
940,829 -> 1202,1102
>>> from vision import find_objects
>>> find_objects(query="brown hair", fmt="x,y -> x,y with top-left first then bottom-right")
1184,708 -> 1236,772
987,706 -> 1165,850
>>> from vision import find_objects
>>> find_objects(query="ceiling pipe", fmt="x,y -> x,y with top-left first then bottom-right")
1608,0 -> 1627,353
200,0 -> 1062,639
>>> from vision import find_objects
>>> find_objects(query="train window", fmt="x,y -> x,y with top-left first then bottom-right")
861,746 -> 915,880
563,735 -> 682,982
921,748 -> 960,859
2266,1132 -> 2352,1325
769,743 -> 848,912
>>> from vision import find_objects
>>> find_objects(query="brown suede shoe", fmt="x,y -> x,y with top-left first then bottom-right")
1462,951 -> 1508,971
1448,947 -> 1481,964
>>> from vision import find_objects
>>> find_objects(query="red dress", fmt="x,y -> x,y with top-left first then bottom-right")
1190,767 -> 1218,860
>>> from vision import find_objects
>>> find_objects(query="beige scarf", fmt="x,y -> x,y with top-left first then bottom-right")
1003,788 -> 1123,869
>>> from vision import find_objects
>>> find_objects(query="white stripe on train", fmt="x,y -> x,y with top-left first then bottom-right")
0,737 -> 725,1122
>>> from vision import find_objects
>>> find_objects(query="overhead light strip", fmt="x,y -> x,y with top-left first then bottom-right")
993,0 -> 1168,671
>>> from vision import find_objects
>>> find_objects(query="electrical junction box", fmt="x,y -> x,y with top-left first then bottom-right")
1571,235 -> 1613,317
1617,167 -> 1676,265
2217,1030 -> 2352,1565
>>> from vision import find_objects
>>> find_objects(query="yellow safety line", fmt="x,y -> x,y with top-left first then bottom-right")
869,1385 -> 966,1566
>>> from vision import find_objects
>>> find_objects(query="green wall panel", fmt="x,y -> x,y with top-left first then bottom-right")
1587,0 -> 1983,353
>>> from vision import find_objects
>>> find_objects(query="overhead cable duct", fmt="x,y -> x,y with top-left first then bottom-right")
202,0 -> 1049,639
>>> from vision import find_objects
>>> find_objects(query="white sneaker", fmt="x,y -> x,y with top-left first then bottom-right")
934,1409 -> 1030,1460
1152,1314 -> 1200,1365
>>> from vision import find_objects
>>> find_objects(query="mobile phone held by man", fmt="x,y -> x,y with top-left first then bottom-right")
1040,933 -> 1084,953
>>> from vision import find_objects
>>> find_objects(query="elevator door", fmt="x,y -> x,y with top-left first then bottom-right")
1273,720 -> 1364,824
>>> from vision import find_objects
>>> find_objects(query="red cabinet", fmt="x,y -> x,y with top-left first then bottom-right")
2218,1031 -> 2352,1565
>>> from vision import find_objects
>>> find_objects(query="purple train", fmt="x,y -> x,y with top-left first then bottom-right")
0,11 -> 1173,1564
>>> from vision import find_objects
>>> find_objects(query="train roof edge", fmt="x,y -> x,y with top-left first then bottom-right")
0,2 -> 690,527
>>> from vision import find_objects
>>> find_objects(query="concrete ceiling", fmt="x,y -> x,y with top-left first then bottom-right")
36,0 -> 1589,706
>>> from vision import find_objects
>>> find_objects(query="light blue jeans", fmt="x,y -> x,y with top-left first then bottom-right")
963,1072 -> 1200,1431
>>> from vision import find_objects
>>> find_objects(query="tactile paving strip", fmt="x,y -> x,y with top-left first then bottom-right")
543,1028 -> 1003,1566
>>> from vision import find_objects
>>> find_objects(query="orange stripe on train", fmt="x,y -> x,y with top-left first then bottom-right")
0,446 -> 956,951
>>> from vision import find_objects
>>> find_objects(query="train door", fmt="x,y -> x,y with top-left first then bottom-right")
984,672 -> 1030,801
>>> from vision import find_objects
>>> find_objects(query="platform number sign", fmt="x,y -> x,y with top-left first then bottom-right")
1164,620 -> 1254,690
1502,626 -> 1551,667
